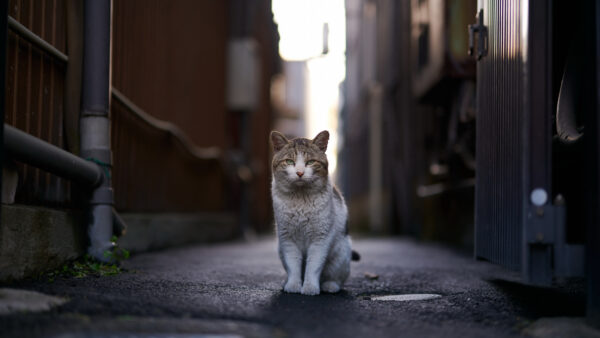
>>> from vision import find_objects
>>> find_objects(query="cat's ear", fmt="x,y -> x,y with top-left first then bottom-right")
270,131 -> 289,152
312,130 -> 329,152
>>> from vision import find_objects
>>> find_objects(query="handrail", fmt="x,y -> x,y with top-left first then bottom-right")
7,16 -> 68,63
111,87 -> 221,160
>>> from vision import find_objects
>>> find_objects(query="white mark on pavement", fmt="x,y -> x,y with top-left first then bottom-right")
370,294 -> 442,302
0,288 -> 68,314
54,334 -> 244,338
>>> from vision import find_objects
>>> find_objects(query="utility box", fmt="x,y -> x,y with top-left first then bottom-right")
226,38 -> 261,111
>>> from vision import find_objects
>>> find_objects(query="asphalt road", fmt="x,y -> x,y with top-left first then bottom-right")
0,237 -> 589,338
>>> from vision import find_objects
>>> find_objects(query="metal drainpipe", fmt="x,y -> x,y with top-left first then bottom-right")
0,2 -> 7,223
81,0 -> 114,262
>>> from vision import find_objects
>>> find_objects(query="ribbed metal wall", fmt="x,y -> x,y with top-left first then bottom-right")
4,0 -> 73,207
475,0 -> 524,270
111,99 -> 225,212
111,0 -> 228,149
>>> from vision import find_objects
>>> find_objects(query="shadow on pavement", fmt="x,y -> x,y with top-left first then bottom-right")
488,278 -> 586,317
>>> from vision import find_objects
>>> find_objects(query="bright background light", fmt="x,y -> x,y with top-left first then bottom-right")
272,0 -> 346,178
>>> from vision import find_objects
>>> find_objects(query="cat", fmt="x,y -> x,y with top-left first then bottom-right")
270,130 -> 358,296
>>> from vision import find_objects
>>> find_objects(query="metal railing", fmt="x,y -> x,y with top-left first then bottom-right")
111,88 -> 221,161
7,16 -> 68,63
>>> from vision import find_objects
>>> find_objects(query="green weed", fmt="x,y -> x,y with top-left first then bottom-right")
43,239 -> 130,282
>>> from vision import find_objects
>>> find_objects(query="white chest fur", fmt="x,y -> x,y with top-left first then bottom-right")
272,176 -> 350,296
272,182 -> 334,249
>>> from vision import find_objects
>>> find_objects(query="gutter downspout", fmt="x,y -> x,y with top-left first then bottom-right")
0,1 -> 8,224
81,0 -> 114,262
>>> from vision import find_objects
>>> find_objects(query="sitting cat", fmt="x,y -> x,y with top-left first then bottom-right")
270,130 -> 358,296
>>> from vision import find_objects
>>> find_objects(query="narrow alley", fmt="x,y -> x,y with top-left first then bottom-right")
1,0 -> 599,337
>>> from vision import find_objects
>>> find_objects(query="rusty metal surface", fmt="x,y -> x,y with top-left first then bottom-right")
474,0 -> 524,270
112,0 -> 228,149
4,0 -> 74,207
3,0 -> 277,223
110,0 -> 229,213
111,99 -> 225,212
110,0 -> 278,225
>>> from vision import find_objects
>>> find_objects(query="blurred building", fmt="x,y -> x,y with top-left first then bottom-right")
1,0 -> 280,280
342,0 -> 599,323
342,0 -> 477,243
271,61 -> 308,138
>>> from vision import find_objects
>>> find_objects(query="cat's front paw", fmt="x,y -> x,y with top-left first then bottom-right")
301,282 -> 320,296
283,280 -> 302,293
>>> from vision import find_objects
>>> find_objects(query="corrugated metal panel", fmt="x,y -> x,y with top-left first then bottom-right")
475,0 -> 524,270
110,0 -> 279,228
111,0 -> 228,149
110,0 -> 229,213
109,0 -> 228,214
590,0 -> 600,319
4,0 -> 74,207
111,99 -> 225,212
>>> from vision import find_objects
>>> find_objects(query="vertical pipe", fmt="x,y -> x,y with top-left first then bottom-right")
0,1 -> 7,226
228,0 -> 255,237
81,0 -> 114,261
368,84 -> 384,233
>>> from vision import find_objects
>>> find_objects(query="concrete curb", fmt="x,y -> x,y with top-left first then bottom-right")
0,204 -> 86,282
1,204 -> 238,282
117,212 -> 238,253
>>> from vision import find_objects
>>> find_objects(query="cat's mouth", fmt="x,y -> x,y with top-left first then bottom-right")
293,178 -> 307,186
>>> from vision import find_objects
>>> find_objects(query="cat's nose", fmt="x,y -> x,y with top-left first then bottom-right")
296,171 -> 304,177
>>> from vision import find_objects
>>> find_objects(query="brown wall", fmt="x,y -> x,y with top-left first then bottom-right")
4,0 -> 280,228
112,0 -> 228,148
111,99 -> 224,212
111,0 -> 230,212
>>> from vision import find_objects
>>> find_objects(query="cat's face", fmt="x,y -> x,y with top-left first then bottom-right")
271,130 -> 329,191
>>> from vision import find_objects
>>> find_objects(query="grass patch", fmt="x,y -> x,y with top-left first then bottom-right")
44,255 -> 122,282
44,237 -> 130,282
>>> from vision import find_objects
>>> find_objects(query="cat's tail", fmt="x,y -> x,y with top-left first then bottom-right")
351,250 -> 361,261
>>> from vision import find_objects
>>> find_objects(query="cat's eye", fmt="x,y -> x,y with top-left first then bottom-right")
306,160 -> 316,165
285,159 -> 295,165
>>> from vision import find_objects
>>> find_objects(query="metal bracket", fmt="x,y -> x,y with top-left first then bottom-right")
526,205 -> 556,245
552,195 -> 585,277
524,193 -> 585,285
524,201 -> 554,286
81,148 -> 112,166
468,9 -> 488,61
